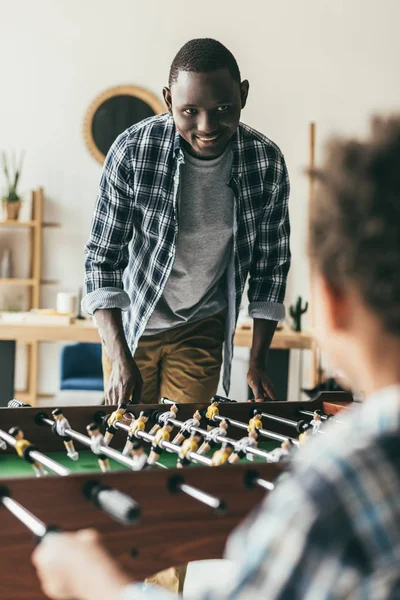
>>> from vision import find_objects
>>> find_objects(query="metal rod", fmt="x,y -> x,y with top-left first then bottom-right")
259,412 -> 298,428
37,416 -> 139,471
0,490 -> 47,537
244,470 -> 275,492
146,414 -> 273,460
212,415 -> 299,446
167,476 -> 225,512
0,429 -> 70,476
253,477 -> 275,491
115,421 -> 212,465
299,409 -> 343,424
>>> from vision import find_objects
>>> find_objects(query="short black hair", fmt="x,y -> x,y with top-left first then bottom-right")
131,440 -> 143,450
86,423 -> 99,432
8,426 -> 21,437
169,38 -> 241,87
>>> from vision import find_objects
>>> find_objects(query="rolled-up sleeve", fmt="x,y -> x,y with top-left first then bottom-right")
82,132 -> 135,315
248,154 -> 291,321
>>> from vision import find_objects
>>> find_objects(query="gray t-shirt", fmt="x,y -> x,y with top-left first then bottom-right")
144,144 -> 234,335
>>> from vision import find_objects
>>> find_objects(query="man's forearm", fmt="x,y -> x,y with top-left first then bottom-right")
250,319 -> 278,365
94,308 -> 131,361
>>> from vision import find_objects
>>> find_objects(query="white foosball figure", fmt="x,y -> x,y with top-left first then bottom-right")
52,409 -> 79,460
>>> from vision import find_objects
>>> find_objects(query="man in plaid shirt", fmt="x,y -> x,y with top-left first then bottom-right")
82,38 -> 290,410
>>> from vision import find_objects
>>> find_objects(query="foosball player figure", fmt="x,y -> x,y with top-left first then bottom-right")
211,442 -> 234,466
103,403 -> 127,446
172,410 -> 202,445
86,423 -> 110,472
310,409 -> 323,434
205,398 -> 220,430
122,411 -> 149,456
198,418 -> 229,455
177,431 -> 202,468
265,438 -> 294,463
147,423 -> 173,466
248,408 -> 263,432
129,440 -> 148,471
8,427 -> 47,477
228,429 -> 259,464
298,423 -> 313,447
149,403 -> 179,436
51,408 -> 79,461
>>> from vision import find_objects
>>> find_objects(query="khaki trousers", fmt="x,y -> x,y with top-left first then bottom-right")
101,312 -> 225,592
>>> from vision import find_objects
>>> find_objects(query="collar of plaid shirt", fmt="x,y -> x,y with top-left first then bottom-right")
84,114 -> 291,393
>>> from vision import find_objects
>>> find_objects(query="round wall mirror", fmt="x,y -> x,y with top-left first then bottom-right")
84,85 -> 165,164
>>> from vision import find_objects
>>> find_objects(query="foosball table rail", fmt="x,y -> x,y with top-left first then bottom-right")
0,462 -> 282,600
0,392 -> 353,454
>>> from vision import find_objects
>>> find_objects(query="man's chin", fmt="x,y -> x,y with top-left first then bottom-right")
187,139 -> 228,160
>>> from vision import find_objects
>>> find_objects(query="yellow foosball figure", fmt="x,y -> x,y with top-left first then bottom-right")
177,431 -> 202,467
298,423 -> 313,447
211,442 -> 234,466
248,409 -> 263,432
104,403 -> 127,446
205,399 -> 220,430
8,427 -> 47,477
122,411 -> 149,456
147,423 -> 173,465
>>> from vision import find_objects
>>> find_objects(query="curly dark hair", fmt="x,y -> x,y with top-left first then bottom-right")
169,38 -> 241,87
309,116 -> 400,333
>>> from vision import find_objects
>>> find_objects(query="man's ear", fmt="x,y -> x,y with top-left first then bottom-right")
240,80 -> 249,109
163,87 -> 172,114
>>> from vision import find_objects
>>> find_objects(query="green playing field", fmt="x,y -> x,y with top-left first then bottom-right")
0,440 -> 280,478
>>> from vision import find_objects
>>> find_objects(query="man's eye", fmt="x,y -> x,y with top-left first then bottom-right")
184,108 -> 197,115
217,106 -> 229,112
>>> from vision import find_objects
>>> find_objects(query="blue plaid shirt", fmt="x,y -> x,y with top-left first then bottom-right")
122,385 -> 400,599
82,114 -> 290,392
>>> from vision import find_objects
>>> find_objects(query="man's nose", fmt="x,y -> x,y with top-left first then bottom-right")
197,113 -> 218,135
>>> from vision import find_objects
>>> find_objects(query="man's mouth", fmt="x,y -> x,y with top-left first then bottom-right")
196,133 -> 221,144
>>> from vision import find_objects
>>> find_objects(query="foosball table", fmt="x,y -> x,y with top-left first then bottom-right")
0,392 -> 352,600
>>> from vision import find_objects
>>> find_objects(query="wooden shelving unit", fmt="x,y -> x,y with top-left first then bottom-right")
0,188 -> 60,404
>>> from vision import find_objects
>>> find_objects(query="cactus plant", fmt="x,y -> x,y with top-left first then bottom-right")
289,296 -> 308,332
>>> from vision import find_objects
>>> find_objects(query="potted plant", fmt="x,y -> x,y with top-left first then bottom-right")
2,151 -> 24,221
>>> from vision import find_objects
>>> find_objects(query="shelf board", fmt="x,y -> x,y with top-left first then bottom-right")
0,220 -> 37,228
0,278 -> 36,285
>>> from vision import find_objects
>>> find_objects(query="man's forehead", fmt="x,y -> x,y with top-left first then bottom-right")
171,69 -> 240,104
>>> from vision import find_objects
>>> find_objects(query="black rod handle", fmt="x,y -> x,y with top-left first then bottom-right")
83,481 -> 140,525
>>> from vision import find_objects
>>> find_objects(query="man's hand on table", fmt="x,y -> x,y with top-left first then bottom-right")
247,362 -> 277,401
32,529 -> 132,600
105,352 -> 143,405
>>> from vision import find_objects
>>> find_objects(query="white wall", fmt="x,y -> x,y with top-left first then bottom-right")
0,0 -> 399,397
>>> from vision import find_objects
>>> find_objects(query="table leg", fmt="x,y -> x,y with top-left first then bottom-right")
0,340 -> 15,407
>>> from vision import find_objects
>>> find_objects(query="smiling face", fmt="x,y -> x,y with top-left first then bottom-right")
164,69 -> 248,159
